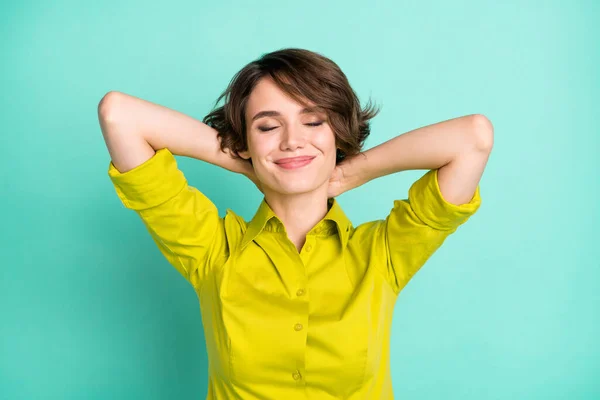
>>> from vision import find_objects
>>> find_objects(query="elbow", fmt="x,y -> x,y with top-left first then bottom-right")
98,91 -> 123,122
471,114 -> 494,152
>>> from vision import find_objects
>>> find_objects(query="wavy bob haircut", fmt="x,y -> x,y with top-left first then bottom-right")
203,48 -> 381,164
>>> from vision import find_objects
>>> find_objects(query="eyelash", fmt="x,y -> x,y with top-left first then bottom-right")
258,121 -> 324,132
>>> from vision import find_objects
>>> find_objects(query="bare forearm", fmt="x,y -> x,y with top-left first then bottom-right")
355,114 -> 490,183
99,91 -> 245,174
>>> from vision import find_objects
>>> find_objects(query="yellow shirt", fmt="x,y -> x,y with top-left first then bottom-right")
108,148 -> 481,400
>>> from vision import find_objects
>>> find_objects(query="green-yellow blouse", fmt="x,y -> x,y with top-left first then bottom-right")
108,148 -> 481,399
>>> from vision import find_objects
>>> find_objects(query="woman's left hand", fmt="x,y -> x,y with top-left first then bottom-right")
327,155 -> 365,198
327,163 -> 348,198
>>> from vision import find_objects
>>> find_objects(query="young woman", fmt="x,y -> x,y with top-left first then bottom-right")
99,48 -> 492,400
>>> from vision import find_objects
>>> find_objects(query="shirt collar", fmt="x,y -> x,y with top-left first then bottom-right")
240,197 -> 352,251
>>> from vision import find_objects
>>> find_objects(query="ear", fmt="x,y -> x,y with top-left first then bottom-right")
238,149 -> 251,160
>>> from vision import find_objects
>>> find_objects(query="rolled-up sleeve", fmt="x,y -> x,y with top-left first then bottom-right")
108,148 -> 188,211
107,148 -> 225,289
381,169 -> 481,294
407,168 -> 481,230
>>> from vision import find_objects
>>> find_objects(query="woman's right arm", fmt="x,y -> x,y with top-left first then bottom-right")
98,91 -> 241,288
97,90 -> 250,175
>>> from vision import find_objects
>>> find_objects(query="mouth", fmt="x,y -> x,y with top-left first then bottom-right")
274,156 -> 316,170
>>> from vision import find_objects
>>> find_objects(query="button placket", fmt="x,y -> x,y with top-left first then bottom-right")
291,256 -> 308,385
294,297 -> 308,385
302,237 -> 315,254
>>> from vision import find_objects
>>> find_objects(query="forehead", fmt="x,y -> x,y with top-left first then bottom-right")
246,77 -> 315,116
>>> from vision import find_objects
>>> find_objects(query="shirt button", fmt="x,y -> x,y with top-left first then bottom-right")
296,289 -> 305,297
305,244 -> 312,252
292,370 -> 302,380
294,323 -> 303,331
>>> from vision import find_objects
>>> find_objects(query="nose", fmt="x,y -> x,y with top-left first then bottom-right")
280,123 -> 306,151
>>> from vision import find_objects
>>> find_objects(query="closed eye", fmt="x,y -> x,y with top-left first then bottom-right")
258,121 -> 324,132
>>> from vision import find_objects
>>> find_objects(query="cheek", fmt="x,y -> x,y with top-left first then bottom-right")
315,130 -> 337,156
254,140 -> 278,159
247,135 -> 272,158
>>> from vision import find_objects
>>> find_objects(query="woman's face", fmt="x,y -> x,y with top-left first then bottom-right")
240,76 -> 337,196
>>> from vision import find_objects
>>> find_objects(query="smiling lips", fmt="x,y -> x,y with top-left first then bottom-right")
274,156 -> 316,170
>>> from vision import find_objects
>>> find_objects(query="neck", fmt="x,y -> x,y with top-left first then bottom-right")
263,185 -> 330,251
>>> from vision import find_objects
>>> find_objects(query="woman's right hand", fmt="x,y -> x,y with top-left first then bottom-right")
239,160 -> 263,194
223,148 -> 263,194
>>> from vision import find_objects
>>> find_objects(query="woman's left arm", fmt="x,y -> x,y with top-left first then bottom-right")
333,114 -> 494,204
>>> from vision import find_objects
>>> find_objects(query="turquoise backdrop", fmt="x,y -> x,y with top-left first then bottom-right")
1,0 -> 598,399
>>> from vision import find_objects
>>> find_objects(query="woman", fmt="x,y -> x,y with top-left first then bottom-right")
99,48 -> 492,399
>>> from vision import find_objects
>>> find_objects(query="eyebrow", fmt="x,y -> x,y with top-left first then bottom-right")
251,106 -> 325,122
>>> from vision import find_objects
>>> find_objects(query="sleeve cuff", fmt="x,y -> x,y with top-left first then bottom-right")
408,168 -> 481,230
107,148 -> 187,211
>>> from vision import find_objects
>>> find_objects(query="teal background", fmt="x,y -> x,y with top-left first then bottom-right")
1,0 -> 598,399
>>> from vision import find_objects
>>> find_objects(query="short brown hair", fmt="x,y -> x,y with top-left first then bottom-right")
203,48 -> 381,164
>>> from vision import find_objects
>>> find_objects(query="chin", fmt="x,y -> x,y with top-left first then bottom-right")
272,183 -> 323,196
263,176 -> 328,196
